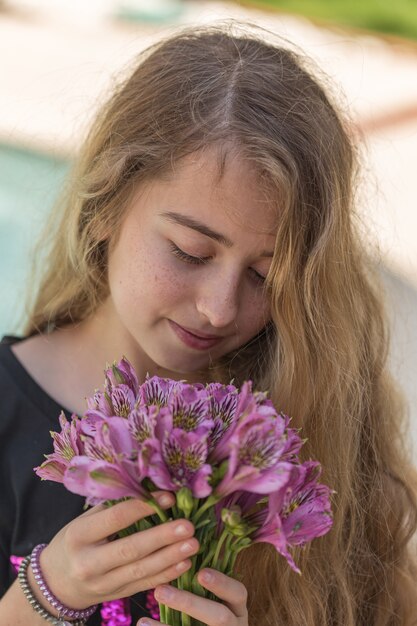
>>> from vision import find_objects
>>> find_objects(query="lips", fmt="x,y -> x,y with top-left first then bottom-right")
168,320 -> 224,351
179,325 -> 222,340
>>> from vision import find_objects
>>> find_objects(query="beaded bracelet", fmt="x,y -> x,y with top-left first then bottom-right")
30,543 -> 98,622
18,555 -> 85,626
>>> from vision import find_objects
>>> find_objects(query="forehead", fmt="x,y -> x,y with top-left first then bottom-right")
154,147 -> 279,239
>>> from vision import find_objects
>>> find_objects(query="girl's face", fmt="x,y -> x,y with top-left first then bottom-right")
103,148 -> 277,382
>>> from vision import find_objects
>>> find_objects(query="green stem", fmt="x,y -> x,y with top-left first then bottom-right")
227,540 -> 251,576
178,566 -> 192,626
171,578 -> 181,626
181,608 -> 191,626
145,496 -> 169,522
211,528 -> 229,569
192,495 -> 220,525
198,542 -> 217,572
192,497 -> 200,516
221,533 -> 233,571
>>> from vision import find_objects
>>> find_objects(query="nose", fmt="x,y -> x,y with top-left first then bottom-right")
195,272 -> 240,329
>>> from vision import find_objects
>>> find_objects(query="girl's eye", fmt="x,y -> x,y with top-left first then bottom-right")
169,242 -> 210,265
250,268 -> 266,285
170,242 -> 266,284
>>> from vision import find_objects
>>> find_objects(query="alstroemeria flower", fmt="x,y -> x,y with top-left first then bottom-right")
86,417 -> 136,461
251,462 -> 334,573
205,383 -> 239,453
105,357 -> 140,397
268,461 -> 333,537
128,405 -> 159,443
167,384 -> 214,432
128,405 -> 163,475
210,381 -> 278,463
213,410 -> 293,497
63,456 -> 148,505
85,357 -> 140,420
138,375 -> 179,407
36,357 -> 335,586
147,428 -> 212,498
85,384 -> 136,420
34,412 -> 85,482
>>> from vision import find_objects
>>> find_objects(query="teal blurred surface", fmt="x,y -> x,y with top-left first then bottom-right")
0,144 -> 69,337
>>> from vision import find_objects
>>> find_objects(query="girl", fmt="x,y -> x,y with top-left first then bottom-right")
1,18 -> 416,626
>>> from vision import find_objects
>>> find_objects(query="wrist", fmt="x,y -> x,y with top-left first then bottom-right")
38,543 -> 84,610
30,543 -> 98,621
27,562 -> 60,618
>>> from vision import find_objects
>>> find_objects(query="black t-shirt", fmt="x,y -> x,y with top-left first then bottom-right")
0,335 -> 152,624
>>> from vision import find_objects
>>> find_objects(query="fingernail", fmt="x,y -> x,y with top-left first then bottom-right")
174,523 -> 189,536
156,584 -> 174,600
176,560 -> 189,572
201,570 -> 213,583
158,494 -> 174,507
179,541 -> 193,553
139,620 -> 151,626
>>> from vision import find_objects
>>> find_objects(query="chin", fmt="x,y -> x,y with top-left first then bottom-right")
150,351 -> 211,379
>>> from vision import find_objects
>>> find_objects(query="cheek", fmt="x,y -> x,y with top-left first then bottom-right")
109,232 -> 190,311
239,291 -> 271,334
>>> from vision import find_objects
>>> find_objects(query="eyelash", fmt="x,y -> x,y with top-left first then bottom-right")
169,242 -> 266,284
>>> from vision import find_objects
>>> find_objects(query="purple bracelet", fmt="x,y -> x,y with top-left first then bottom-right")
30,543 -> 98,622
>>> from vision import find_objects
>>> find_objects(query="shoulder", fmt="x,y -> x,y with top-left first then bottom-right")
0,333 -> 51,399
0,333 -> 71,434
0,335 -> 25,397
8,333 -> 53,383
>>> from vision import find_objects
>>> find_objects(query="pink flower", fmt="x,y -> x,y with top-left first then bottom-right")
205,382 -> 239,453
64,456 -> 148,504
35,357 -> 335,583
147,428 -> 212,498
213,409 -> 293,497
34,412 -> 85,482
105,357 -> 140,396
253,462 -> 334,573
138,375 -> 179,407
209,381 -> 277,464
166,384 -> 214,432
86,384 -> 136,420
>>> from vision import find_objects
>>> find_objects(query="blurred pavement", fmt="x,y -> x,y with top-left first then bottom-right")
1,0 -> 416,456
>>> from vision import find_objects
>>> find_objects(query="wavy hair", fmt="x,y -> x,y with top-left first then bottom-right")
24,20 -> 417,625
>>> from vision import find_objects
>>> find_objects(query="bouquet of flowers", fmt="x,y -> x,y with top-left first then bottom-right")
35,357 -> 334,626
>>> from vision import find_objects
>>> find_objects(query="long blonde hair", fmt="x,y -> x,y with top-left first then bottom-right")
24,20 -> 417,625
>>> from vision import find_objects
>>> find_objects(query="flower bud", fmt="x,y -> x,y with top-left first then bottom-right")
221,505 -> 249,536
176,486 -> 194,518
221,505 -> 242,528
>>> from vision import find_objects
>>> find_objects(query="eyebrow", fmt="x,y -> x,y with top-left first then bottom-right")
160,211 -> 274,257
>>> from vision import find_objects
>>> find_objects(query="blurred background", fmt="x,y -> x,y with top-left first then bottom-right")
1,0 -> 416,458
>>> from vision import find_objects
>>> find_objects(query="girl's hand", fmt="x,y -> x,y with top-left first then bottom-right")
36,492 -> 200,611
139,568 -> 249,626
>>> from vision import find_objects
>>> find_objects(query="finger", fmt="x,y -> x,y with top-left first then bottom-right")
137,619 -> 161,625
75,502 -> 107,518
101,554 -> 194,599
153,582 -> 237,626
77,490 -> 173,522
74,492 -> 175,544
94,518 -> 195,571
197,569 -> 248,619
98,534 -> 199,595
